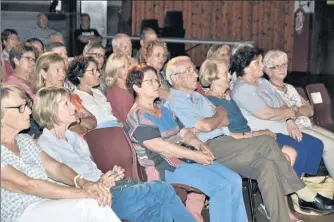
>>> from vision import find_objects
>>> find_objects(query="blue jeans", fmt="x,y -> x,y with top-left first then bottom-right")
112,181 -> 195,222
165,162 -> 248,222
96,120 -> 121,129
276,133 -> 323,177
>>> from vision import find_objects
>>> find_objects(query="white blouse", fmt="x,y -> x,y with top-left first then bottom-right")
74,88 -> 118,125
274,83 -> 312,128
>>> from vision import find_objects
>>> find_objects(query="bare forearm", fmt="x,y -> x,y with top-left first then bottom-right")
144,139 -> 195,159
49,163 -> 77,186
256,107 -> 292,121
180,129 -> 202,148
194,113 -> 223,132
297,105 -> 314,117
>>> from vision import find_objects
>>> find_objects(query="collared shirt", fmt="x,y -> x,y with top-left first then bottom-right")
1,134 -> 47,222
165,88 -> 230,142
28,24 -> 57,46
38,128 -> 103,182
74,88 -> 118,126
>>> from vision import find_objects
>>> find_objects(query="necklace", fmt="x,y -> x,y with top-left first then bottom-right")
136,102 -> 161,117
270,80 -> 287,92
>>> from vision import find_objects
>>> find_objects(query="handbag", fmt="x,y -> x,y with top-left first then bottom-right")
291,176 -> 334,216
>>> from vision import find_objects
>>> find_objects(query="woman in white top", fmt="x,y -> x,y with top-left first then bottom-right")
0,85 -> 119,222
264,49 -> 334,178
67,56 -> 120,128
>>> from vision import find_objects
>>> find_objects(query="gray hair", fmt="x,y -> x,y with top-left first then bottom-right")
111,33 -> 130,51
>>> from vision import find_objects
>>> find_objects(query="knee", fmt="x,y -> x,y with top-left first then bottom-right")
282,145 -> 297,161
259,160 -> 278,177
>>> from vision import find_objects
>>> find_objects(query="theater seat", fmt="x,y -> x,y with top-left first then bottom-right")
83,126 -> 203,203
306,83 -> 334,132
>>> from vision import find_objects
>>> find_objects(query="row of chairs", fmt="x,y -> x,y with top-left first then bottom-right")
296,83 -> 334,132
84,127 -> 259,221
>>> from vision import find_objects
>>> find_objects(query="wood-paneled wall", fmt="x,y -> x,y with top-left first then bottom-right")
132,0 -> 295,67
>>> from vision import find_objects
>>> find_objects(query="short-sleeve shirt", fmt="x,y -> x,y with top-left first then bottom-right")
38,128 -> 103,182
1,134 -> 48,222
5,75 -> 35,99
274,83 -> 312,128
232,78 -> 288,134
165,88 -> 230,142
74,88 -> 118,126
207,96 -> 250,133
27,25 -> 57,46
125,104 -> 184,180
74,28 -> 101,55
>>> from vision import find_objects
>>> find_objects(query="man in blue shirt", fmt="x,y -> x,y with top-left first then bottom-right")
164,56 -> 319,222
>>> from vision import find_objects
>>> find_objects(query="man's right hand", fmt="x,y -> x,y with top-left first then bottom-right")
82,181 -> 112,207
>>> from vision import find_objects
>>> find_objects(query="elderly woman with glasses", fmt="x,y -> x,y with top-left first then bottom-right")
125,64 -> 248,222
68,56 -> 120,128
264,50 -> 334,178
0,85 -> 120,222
5,43 -> 37,98
230,46 -> 324,178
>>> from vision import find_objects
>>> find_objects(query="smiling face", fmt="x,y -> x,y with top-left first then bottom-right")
42,61 -> 66,88
56,95 -> 77,126
146,45 -> 167,72
1,91 -> 31,132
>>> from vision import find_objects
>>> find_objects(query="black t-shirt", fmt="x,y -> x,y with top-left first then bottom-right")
74,28 -> 101,55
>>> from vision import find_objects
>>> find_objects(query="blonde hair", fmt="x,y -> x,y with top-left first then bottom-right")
104,53 -> 130,88
33,52 -> 65,93
206,45 -> 230,59
165,56 -> 191,85
83,41 -> 104,55
32,87 -> 71,129
139,40 -> 168,64
0,85 -> 26,120
263,50 -> 288,68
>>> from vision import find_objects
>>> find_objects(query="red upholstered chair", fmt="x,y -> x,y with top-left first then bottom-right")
83,126 -> 203,203
305,83 -> 334,132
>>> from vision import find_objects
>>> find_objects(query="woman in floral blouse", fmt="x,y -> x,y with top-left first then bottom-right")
264,49 -> 334,178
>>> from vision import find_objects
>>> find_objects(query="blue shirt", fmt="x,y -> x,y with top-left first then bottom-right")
207,96 -> 251,133
165,88 -> 230,142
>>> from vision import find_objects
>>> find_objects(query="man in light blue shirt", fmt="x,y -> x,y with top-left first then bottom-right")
164,56 -> 307,222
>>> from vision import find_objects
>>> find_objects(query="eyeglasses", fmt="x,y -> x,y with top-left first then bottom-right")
270,63 -> 288,71
142,78 -> 161,86
173,67 -> 198,76
8,35 -> 20,41
21,56 -> 36,63
86,69 -> 100,75
5,100 -> 33,113
87,53 -> 105,59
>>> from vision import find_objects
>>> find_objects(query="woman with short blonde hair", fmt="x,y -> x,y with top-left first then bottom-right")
206,45 -> 230,62
0,85 -> 119,222
264,49 -> 334,178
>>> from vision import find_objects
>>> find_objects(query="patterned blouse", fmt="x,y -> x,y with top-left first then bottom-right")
1,134 -> 48,222
274,83 -> 312,128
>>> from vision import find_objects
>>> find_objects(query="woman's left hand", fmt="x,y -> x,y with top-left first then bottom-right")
199,144 -> 215,159
287,120 -> 303,142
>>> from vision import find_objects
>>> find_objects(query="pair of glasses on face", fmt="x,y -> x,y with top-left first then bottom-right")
21,56 -> 36,63
5,100 -> 33,113
174,67 -> 199,76
270,63 -> 288,71
87,53 -> 104,59
86,69 -> 100,75
142,78 -> 161,86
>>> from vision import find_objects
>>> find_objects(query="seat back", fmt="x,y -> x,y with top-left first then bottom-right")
305,83 -> 333,128
295,86 -> 308,100
84,127 -> 147,181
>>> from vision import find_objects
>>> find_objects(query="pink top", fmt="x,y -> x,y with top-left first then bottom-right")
5,75 -> 35,99
106,85 -> 134,123
4,61 -> 14,77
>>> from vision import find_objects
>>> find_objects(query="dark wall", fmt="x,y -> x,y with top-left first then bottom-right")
132,1 -> 295,66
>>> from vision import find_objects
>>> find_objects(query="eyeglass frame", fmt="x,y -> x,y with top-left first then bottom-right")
270,63 -> 288,71
173,67 -> 199,77
86,68 -> 100,75
5,99 -> 33,113
142,78 -> 161,86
